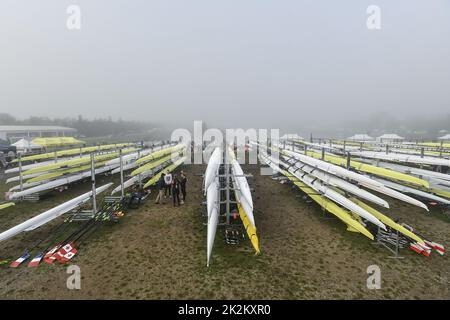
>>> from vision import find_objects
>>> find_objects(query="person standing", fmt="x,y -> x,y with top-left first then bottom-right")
155,173 -> 166,204
171,174 -> 180,206
164,171 -> 172,198
179,171 -> 188,204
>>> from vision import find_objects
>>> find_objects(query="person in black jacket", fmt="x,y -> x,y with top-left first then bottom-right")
154,173 -> 166,204
171,174 -> 181,206
179,171 -> 188,204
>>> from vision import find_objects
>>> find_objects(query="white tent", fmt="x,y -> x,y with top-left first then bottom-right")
11,138 -> 41,154
280,134 -> 303,141
347,134 -> 374,142
377,134 -> 405,143
438,134 -> 450,141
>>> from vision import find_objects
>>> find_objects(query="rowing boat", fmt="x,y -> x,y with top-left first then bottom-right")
7,164 -> 119,200
302,149 -> 430,188
257,142 -> 429,210
142,157 -> 186,188
281,158 -> 386,230
135,144 -> 185,165
350,150 -> 450,167
259,154 -> 374,240
364,160 -> 450,182
228,148 -> 253,211
131,154 -> 174,176
206,177 -> 220,267
11,143 -> 132,163
204,147 -> 222,192
0,183 -> 112,242
22,148 -> 137,175
371,177 -> 450,205
347,197 -> 424,244
26,160 -> 110,183
6,172 -> 52,184
283,156 -> 390,208
281,149 -> 385,188
0,202 -> 15,210
110,157 -> 180,194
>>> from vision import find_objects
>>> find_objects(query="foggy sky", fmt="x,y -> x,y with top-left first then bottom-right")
0,0 -> 449,129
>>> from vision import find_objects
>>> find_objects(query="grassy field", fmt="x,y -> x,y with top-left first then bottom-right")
0,164 -> 449,299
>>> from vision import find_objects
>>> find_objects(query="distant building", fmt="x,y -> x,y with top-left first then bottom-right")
377,133 -> 405,144
438,134 -> 450,141
0,126 -> 77,142
280,134 -> 303,141
347,134 -> 374,142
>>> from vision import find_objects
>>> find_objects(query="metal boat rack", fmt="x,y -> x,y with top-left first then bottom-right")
22,194 -> 40,202
11,145 -> 129,202
71,209 -> 96,221
202,147 -> 253,244
267,152 -> 405,258
372,227 -> 407,259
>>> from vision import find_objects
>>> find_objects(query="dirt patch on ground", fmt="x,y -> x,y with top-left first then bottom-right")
0,164 -> 449,299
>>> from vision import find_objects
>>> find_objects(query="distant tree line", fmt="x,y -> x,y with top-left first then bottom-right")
0,113 -> 159,138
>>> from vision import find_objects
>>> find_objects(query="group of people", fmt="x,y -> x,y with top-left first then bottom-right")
155,170 -> 187,206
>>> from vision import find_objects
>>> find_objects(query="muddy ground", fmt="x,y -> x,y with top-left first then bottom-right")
0,164 -> 449,299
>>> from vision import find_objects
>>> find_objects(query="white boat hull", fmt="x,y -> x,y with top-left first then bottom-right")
0,183 -> 112,242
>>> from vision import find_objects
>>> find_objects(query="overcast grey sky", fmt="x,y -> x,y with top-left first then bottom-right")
0,0 -> 449,128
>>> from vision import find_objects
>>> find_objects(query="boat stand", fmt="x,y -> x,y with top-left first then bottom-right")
22,194 -> 40,202
224,225 -> 245,245
71,209 -> 96,221
372,228 -> 406,259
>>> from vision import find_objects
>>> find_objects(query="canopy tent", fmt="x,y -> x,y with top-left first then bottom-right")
377,134 -> 405,143
280,134 -> 303,140
347,134 -> 374,142
32,137 -> 84,148
11,138 -> 42,153
438,134 -> 450,141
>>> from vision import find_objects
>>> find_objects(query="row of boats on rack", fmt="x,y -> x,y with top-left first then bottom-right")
0,141 -> 187,267
204,137 -> 448,265
204,146 -> 258,266
253,139 -> 448,257
4,142 -> 186,200
1,136 -> 449,267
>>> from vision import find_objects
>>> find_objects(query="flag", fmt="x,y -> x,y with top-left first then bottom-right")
55,243 -> 77,264
28,252 -> 44,267
10,252 -> 31,268
43,245 -> 61,264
